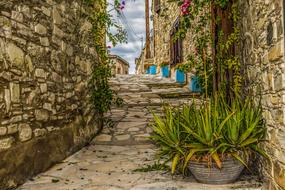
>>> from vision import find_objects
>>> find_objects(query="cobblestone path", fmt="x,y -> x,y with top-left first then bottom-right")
18,75 -> 263,190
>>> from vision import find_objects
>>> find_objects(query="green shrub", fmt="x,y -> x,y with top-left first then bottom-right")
150,96 -> 269,174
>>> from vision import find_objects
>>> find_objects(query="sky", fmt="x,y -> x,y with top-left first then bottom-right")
107,0 -> 149,74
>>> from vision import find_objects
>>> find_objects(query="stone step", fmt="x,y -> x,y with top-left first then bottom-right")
146,82 -> 184,89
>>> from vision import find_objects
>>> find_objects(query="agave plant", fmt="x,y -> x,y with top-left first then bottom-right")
150,95 -> 269,175
220,97 -> 269,165
180,98 -> 235,172
150,106 -> 186,174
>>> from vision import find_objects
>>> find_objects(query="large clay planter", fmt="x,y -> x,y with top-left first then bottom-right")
188,157 -> 245,184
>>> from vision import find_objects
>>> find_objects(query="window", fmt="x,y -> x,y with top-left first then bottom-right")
154,0 -> 161,13
117,67 -> 121,74
170,18 -> 183,66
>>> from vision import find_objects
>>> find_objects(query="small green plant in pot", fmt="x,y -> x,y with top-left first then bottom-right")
150,96 -> 269,184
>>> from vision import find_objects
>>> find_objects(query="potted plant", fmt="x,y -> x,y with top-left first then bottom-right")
160,62 -> 170,78
145,66 -> 150,74
150,95 -> 269,184
150,65 -> 157,75
174,64 -> 186,84
189,75 -> 202,93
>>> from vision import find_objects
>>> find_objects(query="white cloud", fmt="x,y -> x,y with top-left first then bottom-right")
107,0 -> 151,74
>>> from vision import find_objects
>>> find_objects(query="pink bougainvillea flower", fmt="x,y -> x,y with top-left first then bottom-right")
180,0 -> 191,15
194,47 -> 198,55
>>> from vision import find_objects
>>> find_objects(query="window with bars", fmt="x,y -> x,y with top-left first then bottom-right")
154,0 -> 161,13
170,17 -> 183,66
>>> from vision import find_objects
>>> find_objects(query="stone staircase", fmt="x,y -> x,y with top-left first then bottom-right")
93,74 -> 264,190
95,74 -> 199,146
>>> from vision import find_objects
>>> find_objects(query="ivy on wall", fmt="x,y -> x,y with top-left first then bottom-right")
171,0 -> 241,98
83,0 -> 126,130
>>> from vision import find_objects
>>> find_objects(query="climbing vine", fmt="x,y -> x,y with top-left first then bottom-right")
172,0 -> 241,97
83,0 -> 126,128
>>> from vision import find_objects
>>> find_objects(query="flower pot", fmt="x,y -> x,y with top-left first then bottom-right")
189,75 -> 202,92
188,157 -> 244,184
150,65 -> 157,75
146,68 -> 150,74
175,69 -> 185,84
161,66 -> 169,78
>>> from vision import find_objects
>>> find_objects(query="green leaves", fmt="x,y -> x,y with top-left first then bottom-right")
87,0 -> 127,116
150,96 -> 269,175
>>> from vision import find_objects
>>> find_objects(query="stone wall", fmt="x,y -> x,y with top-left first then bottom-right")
0,0 -> 99,189
239,0 -> 285,189
152,1 -> 198,81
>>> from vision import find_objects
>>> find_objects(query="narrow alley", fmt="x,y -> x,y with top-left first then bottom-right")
18,75 -> 263,190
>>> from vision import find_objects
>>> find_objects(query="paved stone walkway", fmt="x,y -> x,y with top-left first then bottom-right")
18,75 -> 263,190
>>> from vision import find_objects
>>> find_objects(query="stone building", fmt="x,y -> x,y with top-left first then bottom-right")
149,0 -> 193,79
135,35 -> 155,74
0,0 -> 101,189
109,54 -> 129,75
150,0 -> 285,189
239,1 -> 285,189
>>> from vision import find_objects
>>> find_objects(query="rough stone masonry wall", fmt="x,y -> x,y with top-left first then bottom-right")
152,0 -> 193,79
0,0 -> 99,189
239,0 -> 285,189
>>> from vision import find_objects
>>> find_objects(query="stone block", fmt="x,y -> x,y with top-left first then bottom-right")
115,134 -> 130,141
0,137 -> 14,150
273,73 -> 283,91
43,103 -> 52,111
277,129 -> 285,148
7,124 -> 18,134
35,24 -> 47,35
9,115 -> 22,123
0,127 -> 7,136
6,43 -> 25,68
35,109 -> 49,122
4,89 -> 11,112
274,162 -> 285,189
41,6 -> 51,16
268,43 -> 283,62
33,128 -> 47,137
35,68 -> 46,78
9,82 -> 20,103
53,8 -> 62,25
53,25 -> 64,38
40,37 -> 49,46
11,11 -> 23,22
18,124 -> 32,142
96,134 -> 112,142
40,83 -> 48,93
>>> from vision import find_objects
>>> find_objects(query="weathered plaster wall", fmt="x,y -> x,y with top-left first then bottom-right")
239,0 -> 285,189
0,0 -> 99,189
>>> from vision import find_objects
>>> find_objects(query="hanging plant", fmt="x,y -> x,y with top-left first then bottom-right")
83,0 -> 127,132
